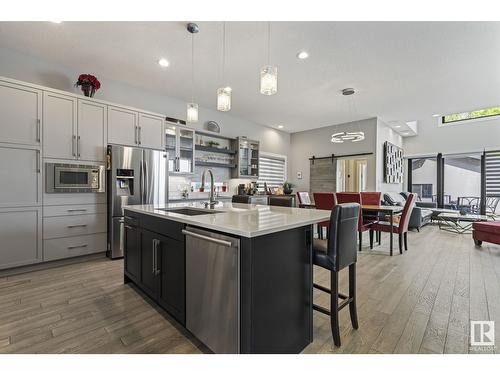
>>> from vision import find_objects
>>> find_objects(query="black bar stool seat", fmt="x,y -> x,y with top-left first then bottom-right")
312,203 -> 360,347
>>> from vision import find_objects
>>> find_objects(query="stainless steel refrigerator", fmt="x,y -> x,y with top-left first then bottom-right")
107,145 -> 168,259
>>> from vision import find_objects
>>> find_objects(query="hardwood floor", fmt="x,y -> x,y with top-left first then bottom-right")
1,225 -> 499,354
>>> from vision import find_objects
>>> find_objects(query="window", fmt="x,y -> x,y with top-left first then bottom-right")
441,106 -> 500,124
412,183 -> 433,200
257,152 -> 287,192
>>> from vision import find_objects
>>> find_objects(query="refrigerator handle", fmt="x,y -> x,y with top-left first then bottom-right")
143,160 -> 148,203
165,152 -> 169,204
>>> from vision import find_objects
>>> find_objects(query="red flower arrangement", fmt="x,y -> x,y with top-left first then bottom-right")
75,74 -> 101,97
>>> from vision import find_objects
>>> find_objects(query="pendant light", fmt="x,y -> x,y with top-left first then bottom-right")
330,88 -> 365,143
260,22 -> 278,96
186,23 -> 199,123
217,22 -> 232,112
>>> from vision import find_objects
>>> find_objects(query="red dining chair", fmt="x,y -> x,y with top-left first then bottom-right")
370,193 -> 416,255
336,192 -> 377,252
313,192 -> 336,239
360,191 -> 382,243
296,191 -> 315,208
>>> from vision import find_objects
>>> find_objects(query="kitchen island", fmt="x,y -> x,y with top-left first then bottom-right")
123,201 -> 331,354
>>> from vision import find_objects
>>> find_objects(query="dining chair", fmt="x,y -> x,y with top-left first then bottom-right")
296,191 -> 315,208
268,195 -> 295,207
360,191 -> 382,243
312,203 -> 360,347
313,192 -> 336,239
370,193 -> 416,254
336,192 -> 377,252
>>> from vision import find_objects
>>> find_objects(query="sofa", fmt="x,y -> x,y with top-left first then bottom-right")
473,221 -> 500,247
383,192 -> 436,231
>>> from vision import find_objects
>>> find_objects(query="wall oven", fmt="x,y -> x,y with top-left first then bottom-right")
46,162 -> 105,193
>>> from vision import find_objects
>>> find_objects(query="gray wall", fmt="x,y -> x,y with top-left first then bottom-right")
289,118 -> 378,192
0,46 -> 290,157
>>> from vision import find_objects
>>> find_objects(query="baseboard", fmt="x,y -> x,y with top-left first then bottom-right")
0,252 -> 108,278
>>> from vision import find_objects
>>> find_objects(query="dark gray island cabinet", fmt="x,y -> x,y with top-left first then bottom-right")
122,203 -> 330,354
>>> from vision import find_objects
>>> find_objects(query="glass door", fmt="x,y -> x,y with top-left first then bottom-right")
178,128 -> 194,173
165,124 -> 177,173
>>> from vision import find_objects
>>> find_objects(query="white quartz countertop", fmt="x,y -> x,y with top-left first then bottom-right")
123,201 -> 331,238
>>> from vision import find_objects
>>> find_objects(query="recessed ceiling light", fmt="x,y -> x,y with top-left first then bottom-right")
278,125 -> 284,129
297,51 -> 309,60
394,125 -> 401,128
158,58 -> 170,67
432,114 -> 441,117
51,21 -> 62,24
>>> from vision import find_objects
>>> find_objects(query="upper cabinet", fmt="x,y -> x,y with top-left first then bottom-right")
165,123 -> 195,174
0,81 -> 42,147
44,93 -> 106,162
233,137 -> 259,179
78,99 -> 106,162
108,107 -> 164,150
138,113 -> 164,150
43,92 -> 77,160
108,106 -> 138,147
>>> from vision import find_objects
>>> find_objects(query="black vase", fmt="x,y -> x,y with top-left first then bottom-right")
81,83 -> 96,98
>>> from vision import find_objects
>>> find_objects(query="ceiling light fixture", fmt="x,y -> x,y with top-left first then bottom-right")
394,125 -> 401,128
51,21 -> 62,24
297,51 -> 309,59
158,58 -> 169,67
186,23 -> 199,123
331,88 -> 365,144
217,22 -> 231,112
278,125 -> 284,129
260,22 -> 278,96
432,114 -> 441,117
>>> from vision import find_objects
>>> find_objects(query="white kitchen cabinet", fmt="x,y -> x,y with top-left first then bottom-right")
0,81 -> 42,147
78,99 -> 107,162
43,233 -> 106,262
107,106 -> 138,147
43,91 -> 77,159
0,207 -> 42,270
165,124 -> 195,174
0,145 -> 41,208
138,112 -> 164,150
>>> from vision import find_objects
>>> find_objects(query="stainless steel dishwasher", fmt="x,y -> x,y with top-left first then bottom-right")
183,226 -> 240,354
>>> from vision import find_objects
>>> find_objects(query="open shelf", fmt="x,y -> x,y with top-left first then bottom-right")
195,161 -> 237,169
195,145 -> 236,155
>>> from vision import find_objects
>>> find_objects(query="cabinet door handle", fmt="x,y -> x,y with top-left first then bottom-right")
72,135 -> 77,157
138,126 -> 142,145
134,125 -> 138,144
67,224 -> 88,228
152,239 -> 157,274
67,209 -> 87,212
67,244 -> 88,249
36,150 -> 40,173
77,135 -> 81,158
36,119 -> 41,143
155,239 -> 160,275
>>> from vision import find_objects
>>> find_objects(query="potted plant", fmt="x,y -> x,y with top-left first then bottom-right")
75,74 -> 101,97
283,181 -> 293,195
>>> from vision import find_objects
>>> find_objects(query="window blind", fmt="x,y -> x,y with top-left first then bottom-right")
257,153 -> 287,191
485,150 -> 500,197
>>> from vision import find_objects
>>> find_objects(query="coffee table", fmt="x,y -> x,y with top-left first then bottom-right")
437,212 -> 488,234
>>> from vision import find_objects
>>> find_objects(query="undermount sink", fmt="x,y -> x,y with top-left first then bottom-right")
158,207 -> 223,216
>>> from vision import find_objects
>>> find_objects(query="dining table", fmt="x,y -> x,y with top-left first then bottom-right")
361,205 -> 404,255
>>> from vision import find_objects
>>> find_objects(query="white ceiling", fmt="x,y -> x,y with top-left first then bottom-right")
1,21 -> 499,133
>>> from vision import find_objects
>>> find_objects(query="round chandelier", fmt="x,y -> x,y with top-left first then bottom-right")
331,131 -> 365,143
330,88 -> 365,143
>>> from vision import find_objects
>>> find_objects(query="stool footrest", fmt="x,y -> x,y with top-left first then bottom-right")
313,297 -> 353,316
313,283 -> 348,299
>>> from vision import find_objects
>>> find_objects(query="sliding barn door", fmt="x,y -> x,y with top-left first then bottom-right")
310,158 -> 336,194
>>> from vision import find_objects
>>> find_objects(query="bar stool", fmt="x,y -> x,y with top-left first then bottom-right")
268,195 -> 295,207
313,192 -> 336,239
313,203 -> 360,347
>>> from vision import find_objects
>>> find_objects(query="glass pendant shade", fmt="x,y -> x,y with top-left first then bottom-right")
217,87 -> 232,112
260,65 -> 278,95
186,103 -> 198,123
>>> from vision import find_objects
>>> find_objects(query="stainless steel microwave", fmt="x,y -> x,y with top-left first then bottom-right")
45,162 -> 105,193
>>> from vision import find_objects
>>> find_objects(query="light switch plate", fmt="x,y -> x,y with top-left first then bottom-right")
297,171 -> 302,179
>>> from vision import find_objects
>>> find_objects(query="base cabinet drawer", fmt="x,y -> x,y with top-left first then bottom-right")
43,204 -> 107,217
43,233 -> 106,261
43,213 -> 106,239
